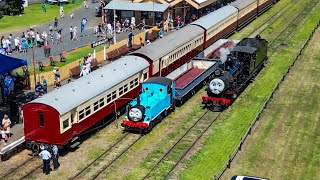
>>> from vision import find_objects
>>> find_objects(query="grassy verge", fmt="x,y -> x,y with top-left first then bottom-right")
178,1 -> 320,179
15,44 -> 104,75
221,28 -> 320,180
0,0 -> 83,33
232,0 -> 292,39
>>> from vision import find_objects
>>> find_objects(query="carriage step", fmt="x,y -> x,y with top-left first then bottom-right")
70,141 -> 81,149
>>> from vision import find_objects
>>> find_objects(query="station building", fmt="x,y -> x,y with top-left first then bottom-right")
103,0 -> 234,27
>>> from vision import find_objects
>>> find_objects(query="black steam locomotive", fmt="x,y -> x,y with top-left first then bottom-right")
202,36 -> 268,111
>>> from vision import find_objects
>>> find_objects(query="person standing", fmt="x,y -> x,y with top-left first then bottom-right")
52,145 -> 60,170
2,115 -> 11,138
39,146 -> 51,175
59,6 -> 64,18
41,3 -> 46,12
9,100 -> 19,124
14,37 -> 20,52
54,17 -> 58,30
72,26 -> 78,41
128,30 -> 133,47
54,67 -> 61,88
41,76 -> 48,93
69,26 -> 73,40
49,24 -> 53,35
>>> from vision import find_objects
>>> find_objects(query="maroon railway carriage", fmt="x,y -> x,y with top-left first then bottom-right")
230,0 -> 258,29
258,0 -> 276,14
23,56 -> 149,151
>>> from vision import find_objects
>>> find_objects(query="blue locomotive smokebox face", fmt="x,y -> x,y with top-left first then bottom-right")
209,78 -> 225,94
128,107 -> 143,122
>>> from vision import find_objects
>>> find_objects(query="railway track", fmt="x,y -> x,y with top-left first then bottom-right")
247,0 -> 296,38
268,0 -> 319,56
141,111 -> 221,179
0,155 -> 43,180
140,1 -> 320,179
0,156 -> 37,179
70,132 -> 142,180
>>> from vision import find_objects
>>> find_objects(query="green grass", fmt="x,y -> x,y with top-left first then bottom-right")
178,1 -> 320,179
16,44 -> 104,75
0,1 -> 83,33
221,28 -> 320,180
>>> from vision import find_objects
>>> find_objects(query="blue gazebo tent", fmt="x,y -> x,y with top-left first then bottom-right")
0,53 -> 27,75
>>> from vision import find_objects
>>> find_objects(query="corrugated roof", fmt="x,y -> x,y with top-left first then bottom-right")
30,56 -> 149,115
191,6 -> 238,30
131,25 -> 204,61
229,0 -> 256,10
104,1 -> 170,12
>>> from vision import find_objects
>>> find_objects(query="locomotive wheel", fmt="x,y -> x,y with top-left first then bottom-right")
31,142 -> 40,153
164,110 -> 168,117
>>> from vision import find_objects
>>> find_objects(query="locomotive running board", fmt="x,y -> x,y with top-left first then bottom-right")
192,58 -> 221,62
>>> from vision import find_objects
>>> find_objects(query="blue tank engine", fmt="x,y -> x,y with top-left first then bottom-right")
122,77 -> 176,132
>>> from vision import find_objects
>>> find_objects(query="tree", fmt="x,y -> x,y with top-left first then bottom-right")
3,0 -> 24,15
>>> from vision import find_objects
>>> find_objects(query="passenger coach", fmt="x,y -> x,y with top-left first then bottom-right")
131,25 -> 204,77
23,56 -> 149,150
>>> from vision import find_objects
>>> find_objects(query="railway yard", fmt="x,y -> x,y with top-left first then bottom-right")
1,0 -> 320,179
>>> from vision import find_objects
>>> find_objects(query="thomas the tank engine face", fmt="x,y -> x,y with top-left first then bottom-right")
128,107 -> 143,122
209,78 -> 225,95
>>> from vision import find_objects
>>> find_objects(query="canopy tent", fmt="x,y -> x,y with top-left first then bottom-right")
104,1 -> 170,12
0,53 -> 27,75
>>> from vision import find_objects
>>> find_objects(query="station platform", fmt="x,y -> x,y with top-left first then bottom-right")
0,124 -> 25,161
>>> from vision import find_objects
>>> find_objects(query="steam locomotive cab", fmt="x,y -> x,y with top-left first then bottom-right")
203,36 -> 268,111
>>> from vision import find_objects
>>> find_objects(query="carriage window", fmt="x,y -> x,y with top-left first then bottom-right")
119,86 -> 124,96
99,98 -> 104,107
112,91 -> 117,99
79,109 -> 85,120
94,101 -> 99,111
107,94 -> 112,103
39,113 -> 44,127
63,119 -> 69,129
85,106 -> 91,116
124,84 -> 128,92
130,80 -> 135,88
143,73 -> 148,80
134,78 -> 138,86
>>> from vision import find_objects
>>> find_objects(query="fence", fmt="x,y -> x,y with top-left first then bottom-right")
28,27 -> 158,88
213,21 -> 320,180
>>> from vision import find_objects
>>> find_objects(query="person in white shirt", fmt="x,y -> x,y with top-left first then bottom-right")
73,27 -> 78,41
6,38 -> 12,54
39,147 -> 51,175
80,66 -> 89,77
59,6 -> 64,18
30,30 -> 35,44
107,23 -> 112,36
42,31 -> 48,46
14,37 -> 20,52
86,54 -> 92,72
